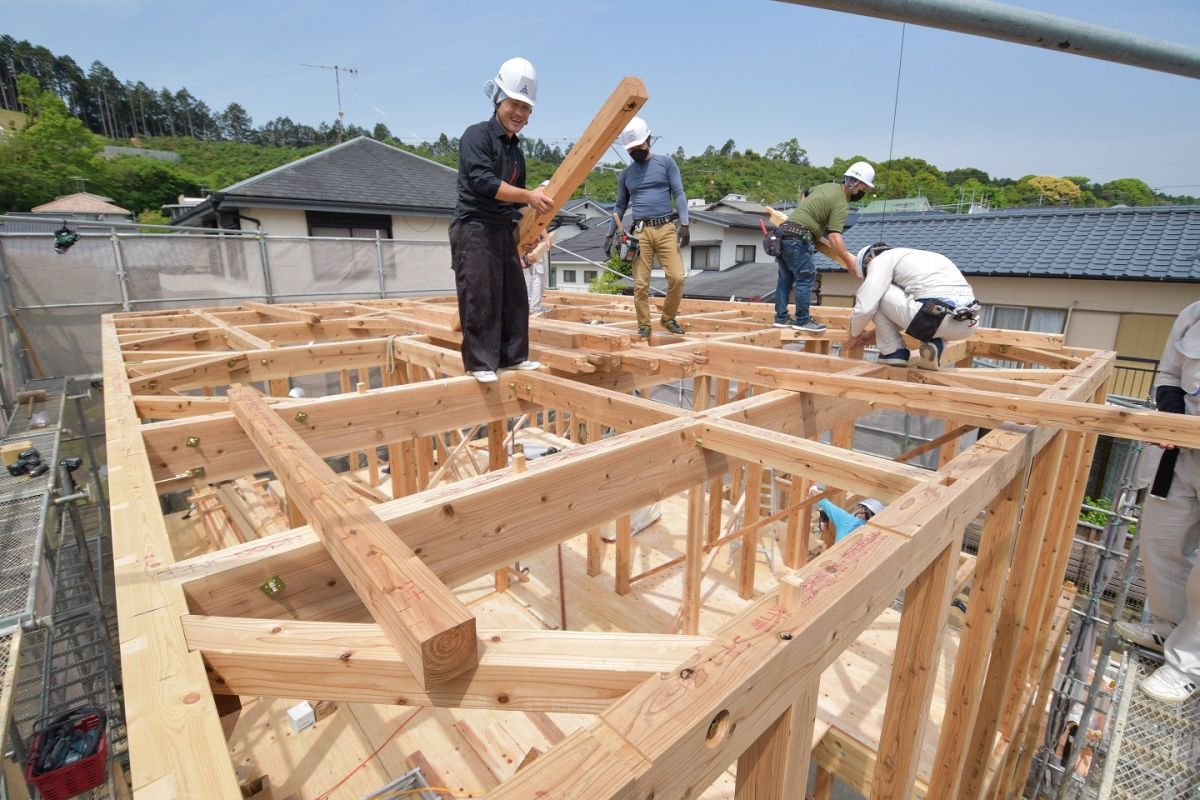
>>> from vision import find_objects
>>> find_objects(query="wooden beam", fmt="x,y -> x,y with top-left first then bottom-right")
761,366 -> 1200,448
142,377 -> 529,486
515,76 -> 648,251
185,616 -> 707,713
100,318 -> 240,797
194,310 -> 274,351
226,383 -> 477,688
697,418 -> 931,502
242,300 -> 322,324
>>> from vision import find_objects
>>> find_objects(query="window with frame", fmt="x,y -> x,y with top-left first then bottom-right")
562,269 -> 577,283
584,270 -> 598,283
978,304 -> 1066,333
735,244 -> 756,264
691,246 -> 721,271
305,211 -> 395,281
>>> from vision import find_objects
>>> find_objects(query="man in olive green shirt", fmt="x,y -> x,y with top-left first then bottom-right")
773,160 -> 874,332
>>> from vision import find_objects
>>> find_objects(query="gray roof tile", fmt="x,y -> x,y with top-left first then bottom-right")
819,205 -> 1200,281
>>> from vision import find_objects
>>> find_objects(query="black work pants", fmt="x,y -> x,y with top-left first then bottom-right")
449,219 -> 530,372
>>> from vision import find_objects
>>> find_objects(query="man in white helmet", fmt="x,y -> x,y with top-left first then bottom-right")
847,242 -> 979,370
450,57 -> 554,383
1114,300 -> 1200,705
604,117 -> 689,338
771,161 -> 875,333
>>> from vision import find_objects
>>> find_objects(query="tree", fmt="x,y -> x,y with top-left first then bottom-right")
1100,178 -> 1154,206
1026,175 -> 1083,206
372,122 -> 392,141
0,75 -> 101,209
719,139 -> 736,157
95,156 -> 198,215
673,146 -> 685,160
219,102 -> 253,142
765,138 -> 809,165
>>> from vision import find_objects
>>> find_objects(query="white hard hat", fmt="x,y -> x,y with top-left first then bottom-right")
618,116 -> 651,150
857,498 -> 885,518
855,241 -> 890,275
287,386 -> 306,399
484,57 -> 537,107
844,160 -> 875,188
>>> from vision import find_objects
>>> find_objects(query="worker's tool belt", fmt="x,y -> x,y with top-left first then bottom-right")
774,221 -> 812,241
619,233 -> 640,263
905,298 -> 980,341
635,213 -> 679,229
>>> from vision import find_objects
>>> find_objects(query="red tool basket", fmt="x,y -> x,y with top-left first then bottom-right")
24,707 -> 108,800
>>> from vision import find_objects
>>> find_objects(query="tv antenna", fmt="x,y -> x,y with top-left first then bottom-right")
302,63 -> 358,140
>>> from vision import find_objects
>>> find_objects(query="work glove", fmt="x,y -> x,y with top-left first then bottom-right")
603,235 -> 615,257
677,224 -> 690,248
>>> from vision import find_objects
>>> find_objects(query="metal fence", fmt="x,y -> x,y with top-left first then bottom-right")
0,219 -> 455,385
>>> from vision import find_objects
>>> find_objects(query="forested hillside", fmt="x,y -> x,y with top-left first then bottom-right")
1,34 -> 1195,219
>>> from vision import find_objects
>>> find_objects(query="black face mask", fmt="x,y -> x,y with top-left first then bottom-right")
630,148 -> 650,163
850,188 -> 866,201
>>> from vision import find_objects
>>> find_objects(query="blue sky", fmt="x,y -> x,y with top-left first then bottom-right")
4,0 -> 1199,192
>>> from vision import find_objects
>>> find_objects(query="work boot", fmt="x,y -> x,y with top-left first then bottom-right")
637,325 -> 652,339
791,318 -> 827,333
663,320 -> 686,335
1113,618 -> 1174,653
876,348 -> 910,366
917,338 -> 944,371
1140,663 -> 1198,705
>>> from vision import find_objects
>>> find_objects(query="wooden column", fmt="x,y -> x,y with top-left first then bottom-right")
872,538 -> 961,799
739,463 -> 765,600
226,384 -> 477,689
959,432 -> 1067,799
585,419 -> 605,577
357,376 -> 379,488
783,476 -> 812,569
927,465 -> 1028,799
734,680 -> 819,800
614,514 -> 632,596
489,419 -> 511,592
680,484 -> 705,635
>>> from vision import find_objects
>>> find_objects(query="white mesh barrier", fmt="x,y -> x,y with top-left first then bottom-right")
121,234 -> 266,302
0,231 -> 454,378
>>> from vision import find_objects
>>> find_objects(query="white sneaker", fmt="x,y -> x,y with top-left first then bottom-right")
1140,663 -> 1198,705
1113,618 -> 1174,653
472,370 -> 498,383
510,360 -> 541,371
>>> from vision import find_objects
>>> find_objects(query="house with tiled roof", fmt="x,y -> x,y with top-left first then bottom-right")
171,136 -> 461,239
31,192 -> 131,221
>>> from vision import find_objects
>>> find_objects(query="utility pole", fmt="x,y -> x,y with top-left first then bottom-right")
302,63 -> 358,142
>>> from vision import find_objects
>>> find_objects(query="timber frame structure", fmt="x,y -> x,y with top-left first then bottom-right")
103,291 -> 1200,799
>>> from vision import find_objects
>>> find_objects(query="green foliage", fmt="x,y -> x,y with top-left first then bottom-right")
94,156 -> 198,214
136,208 -> 169,230
0,75 -> 101,210
589,252 -> 631,295
1079,496 -> 1137,535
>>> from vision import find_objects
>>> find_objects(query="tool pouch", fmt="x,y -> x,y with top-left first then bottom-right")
763,230 -> 781,257
904,300 -> 951,342
620,234 -> 640,263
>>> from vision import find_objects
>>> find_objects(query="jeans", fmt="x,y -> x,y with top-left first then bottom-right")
774,237 -> 816,324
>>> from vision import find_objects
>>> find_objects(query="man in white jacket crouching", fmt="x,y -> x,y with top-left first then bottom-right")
847,243 -> 980,370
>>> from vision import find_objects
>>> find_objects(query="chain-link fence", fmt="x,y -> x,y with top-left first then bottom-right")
0,221 -> 455,388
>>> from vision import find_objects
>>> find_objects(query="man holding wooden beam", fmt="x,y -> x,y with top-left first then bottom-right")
450,56 -> 553,383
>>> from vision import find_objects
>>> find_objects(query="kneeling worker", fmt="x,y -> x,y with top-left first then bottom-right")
848,243 -> 980,370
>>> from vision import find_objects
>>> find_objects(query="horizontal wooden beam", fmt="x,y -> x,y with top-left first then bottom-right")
185,616 -> 708,713
195,310 -> 274,351
227,384 -> 477,688
168,418 -> 720,618
242,300 -> 322,324
761,365 -> 1200,448
696,417 -> 933,501
143,376 -> 528,485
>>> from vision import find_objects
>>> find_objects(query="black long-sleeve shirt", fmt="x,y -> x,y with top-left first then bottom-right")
454,116 -> 526,225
